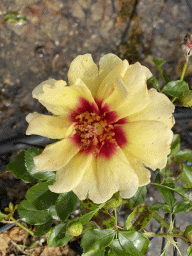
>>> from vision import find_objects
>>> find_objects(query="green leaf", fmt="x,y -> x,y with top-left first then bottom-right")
125,204 -> 153,231
109,231 -> 149,256
148,76 -> 160,91
150,202 -> 170,212
176,149 -> 192,164
173,186 -> 192,201
184,226 -> 192,244
26,182 -> 59,210
153,58 -> 169,83
17,200 -> 51,225
25,148 -> 55,183
34,217 -> 54,236
187,244 -> 192,256
7,151 -> 37,183
173,200 -> 192,214
155,173 -> 161,184
153,58 -> 166,68
81,229 -> 115,252
180,164 -> 192,188
170,134 -> 180,156
47,223 -> 69,247
83,249 -> 105,256
119,231 -> 149,255
128,186 -> 147,208
0,212 -> 6,221
47,205 -> 61,221
162,80 -> 189,98
79,203 -> 105,225
155,183 -> 176,208
55,191 -> 78,222
3,12 -> 27,23
180,90 -> 192,107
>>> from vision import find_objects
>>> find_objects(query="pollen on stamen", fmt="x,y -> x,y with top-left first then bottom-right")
70,98 -> 128,159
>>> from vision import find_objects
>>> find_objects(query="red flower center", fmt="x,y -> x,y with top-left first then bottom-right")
69,98 -> 128,159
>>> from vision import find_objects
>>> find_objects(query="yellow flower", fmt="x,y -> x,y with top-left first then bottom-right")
26,54 -> 175,204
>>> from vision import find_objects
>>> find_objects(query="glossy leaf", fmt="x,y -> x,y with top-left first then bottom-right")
148,76 -> 160,91
170,134 -> 180,156
128,186 -> 147,208
155,183 -> 176,208
180,90 -> 192,107
173,200 -> 192,214
150,202 -> 170,212
0,212 -> 6,221
162,80 -> 189,98
176,149 -> 192,164
174,186 -> 192,201
83,249 -> 105,256
108,231 -> 149,256
55,191 -> 78,222
26,182 -> 59,210
17,200 -> 51,225
184,226 -> 192,243
34,217 -> 54,237
47,223 -> 68,247
47,205 -> 61,221
119,231 -> 149,255
180,164 -> 192,188
81,229 -> 115,252
7,151 -> 37,183
79,203 -> 104,225
25,148 -> 55,183
187,244 -> 192,256
125,204 -> 153,231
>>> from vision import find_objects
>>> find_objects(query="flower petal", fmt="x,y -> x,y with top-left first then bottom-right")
49,154 -> 92,193
98,53 -> 123,84
96,59 -> 129,100
34,137 -> 80,171
68,54 -> 99,97
122,121 -> 173,169
128,88 -> 175,128
102,77 -> 129,110
26,113 -> 70,139
73,148 -> 139,204
33,79 -> 96,115
123,152 -> 151,186
115,62 -> 152,118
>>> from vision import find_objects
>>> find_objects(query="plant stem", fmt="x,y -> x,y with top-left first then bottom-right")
180,55 -> 189,81
152,211 -> 189,244
10,217 -> 34,236
114,208 -> 118,238
145,232 -> 182,238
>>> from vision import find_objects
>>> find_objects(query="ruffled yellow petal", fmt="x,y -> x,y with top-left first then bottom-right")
102,77 -> 129,110
49,154 -> 93,193
98,53 -> 123,84
96,59 -> 129,100
128,88 -> 175,129
68,54 -> 99,97
122,121 -> 173,169
32,79 -> 96,115
123,151 -> 151,186
73,148 -> 139,204
115,62 -> 152,118
34,137 -> 80,171
26,113 -> 70,139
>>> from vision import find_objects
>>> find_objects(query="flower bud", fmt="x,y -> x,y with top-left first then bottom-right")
68,221 -> 83,236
